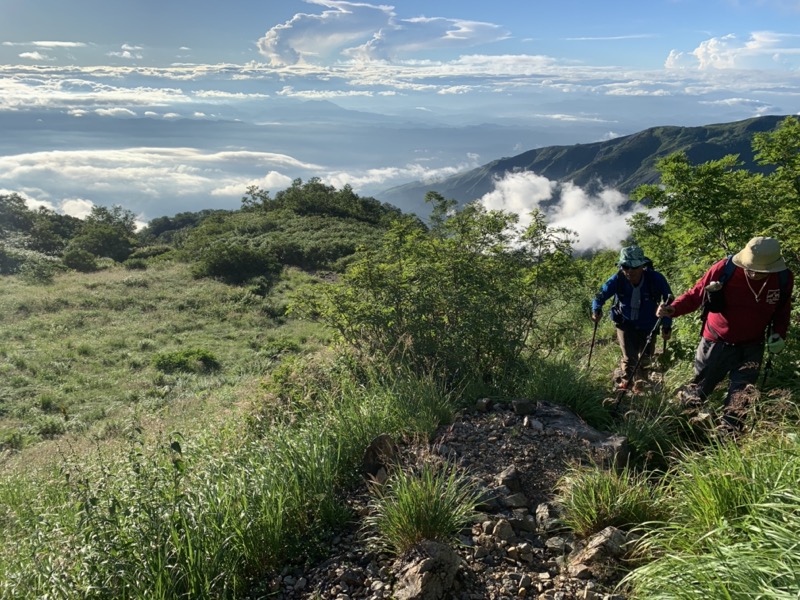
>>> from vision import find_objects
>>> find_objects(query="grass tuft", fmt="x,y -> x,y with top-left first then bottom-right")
365,456 -> 482,556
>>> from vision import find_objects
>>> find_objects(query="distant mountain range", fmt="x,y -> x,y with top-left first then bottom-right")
377,115 -> 789,215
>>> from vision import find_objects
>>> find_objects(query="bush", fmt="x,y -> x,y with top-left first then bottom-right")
63,248 -> 99,272
191,240 -> 281,286
0,244 -> 23,274
292,196 -> 577,392
124,258 -> 148,270
152,348 -> 221,373
554,462 -> 667,538
18,258 -> 59,284
365,457 -> 483,555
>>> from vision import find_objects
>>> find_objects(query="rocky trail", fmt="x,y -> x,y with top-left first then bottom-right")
251,399 -> 637,600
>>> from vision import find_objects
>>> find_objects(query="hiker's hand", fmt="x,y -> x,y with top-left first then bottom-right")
767,333 -> 785,354
662,330 -> 671,341
591,310 -> 602,323
656,305 -> 675,318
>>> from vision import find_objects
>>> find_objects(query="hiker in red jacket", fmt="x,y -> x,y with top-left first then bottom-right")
657,236 -> 794,430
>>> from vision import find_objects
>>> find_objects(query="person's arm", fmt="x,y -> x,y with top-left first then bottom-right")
591,272 -> 620,319
655,272 -> 674,334
658,260 -> 728,318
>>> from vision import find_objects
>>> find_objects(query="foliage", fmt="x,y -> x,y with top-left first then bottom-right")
624,426 -> 800,599
630,116 -> 800,285
0,244 -> 23,275
62,247 -> 99,272
189,239 -> 281,286
365,456 -> 483,555
0,193 -> 33,235
0,363 -> 454,599
152,348 -> 221,374
242,178 -> 403,226
555,461 -> 667,538
66,221 -> 134,262
293,193 -> 578,392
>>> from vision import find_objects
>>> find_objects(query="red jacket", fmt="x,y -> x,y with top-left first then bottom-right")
671,259 -> 794,346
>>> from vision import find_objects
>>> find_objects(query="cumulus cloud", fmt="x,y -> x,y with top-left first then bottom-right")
257,0 -> 509,66
478,171 -> 650,252
667,31 -> 800,70
211,171 -> 294,196
61,198 -> 95,219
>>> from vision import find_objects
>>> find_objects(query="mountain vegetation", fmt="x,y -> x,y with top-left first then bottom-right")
0,116 -> 799,599
380,114 -> 790,213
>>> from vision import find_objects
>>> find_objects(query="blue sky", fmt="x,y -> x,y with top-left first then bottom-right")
2,0 -> 800,249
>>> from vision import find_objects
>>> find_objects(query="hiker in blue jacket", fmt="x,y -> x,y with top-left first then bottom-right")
592,245 -> 673,390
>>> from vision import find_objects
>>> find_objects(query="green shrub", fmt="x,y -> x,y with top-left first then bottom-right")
0,243 -> 23,274
365,457 -> 482,555
191,240 -> 281,286
152,348 -> 221,373
124,258 -> 148,270
63,248 -> 98,272
18,258 -> 59,284
554,462 -> 667,538
292,196 -> 578,393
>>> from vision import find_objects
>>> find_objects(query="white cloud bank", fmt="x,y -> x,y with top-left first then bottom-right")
480,171 -> 651,252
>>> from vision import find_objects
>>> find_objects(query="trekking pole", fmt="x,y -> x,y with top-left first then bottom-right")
616,295 -> 673,406
761,324 -> 774,389
587,318 -> 599,368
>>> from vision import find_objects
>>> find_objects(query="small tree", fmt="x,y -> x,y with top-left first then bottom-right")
292,194 -> 577,389
191,240 -> 281,286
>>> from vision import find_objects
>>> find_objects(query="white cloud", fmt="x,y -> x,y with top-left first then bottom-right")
211,171 -> 294,196
95,107 -> 137,117
19,51 -> 51,61
323,156 -> 483,191
667,31 -> 800,70
61,198 -> 95,219
478,172 -> 649,252
0,148 -> 323,219
257,1 -> 509,66
258,0 -> 395,66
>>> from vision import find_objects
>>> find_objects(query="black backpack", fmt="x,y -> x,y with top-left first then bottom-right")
701,256 -> 790,324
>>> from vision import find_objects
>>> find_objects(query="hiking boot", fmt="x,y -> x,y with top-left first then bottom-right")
715,420 -> 739,440
677,385 -> 703,410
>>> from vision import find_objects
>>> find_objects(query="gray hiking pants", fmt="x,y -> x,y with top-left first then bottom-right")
692,337 -> 763,406
616,326 -> 656,381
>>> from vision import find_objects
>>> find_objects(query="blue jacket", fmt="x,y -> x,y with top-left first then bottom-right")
592,269 -> 673,332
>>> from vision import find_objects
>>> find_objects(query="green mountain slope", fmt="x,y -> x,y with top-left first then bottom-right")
379,115 -> 788,214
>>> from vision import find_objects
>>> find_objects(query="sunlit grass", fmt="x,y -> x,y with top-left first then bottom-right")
0,262 -> 330,460
623,423 -> 800,599
0,362 -> 455,599
365,456 -> 483,556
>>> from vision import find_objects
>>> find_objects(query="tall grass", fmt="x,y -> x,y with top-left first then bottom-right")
0,366 -> 454,599
365,457 -> 483,555
624,426 -> 800,598
554,461 -> 668,538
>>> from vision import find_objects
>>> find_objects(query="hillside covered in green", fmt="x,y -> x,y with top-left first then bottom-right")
380,114 -> 789,212
1,116 -> 800,599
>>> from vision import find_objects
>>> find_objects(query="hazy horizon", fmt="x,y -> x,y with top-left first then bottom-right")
2,0 -> 799,250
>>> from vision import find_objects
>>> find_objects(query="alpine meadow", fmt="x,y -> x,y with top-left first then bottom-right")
2,116 -> 800,599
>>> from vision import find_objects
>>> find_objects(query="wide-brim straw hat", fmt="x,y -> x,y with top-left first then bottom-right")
732,236 -> 787,273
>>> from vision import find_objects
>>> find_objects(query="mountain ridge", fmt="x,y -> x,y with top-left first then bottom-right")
377,114 -> 789,215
